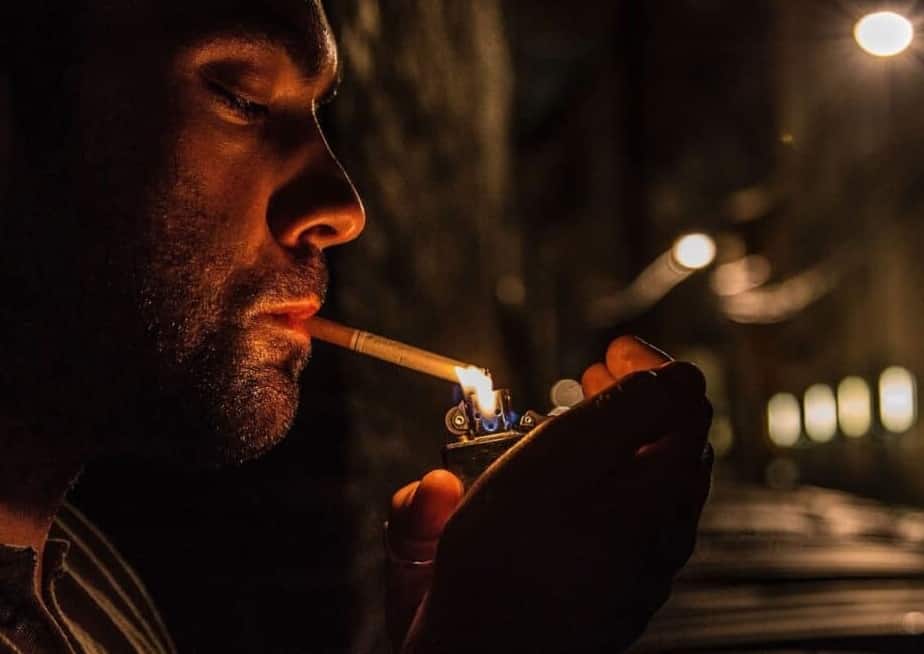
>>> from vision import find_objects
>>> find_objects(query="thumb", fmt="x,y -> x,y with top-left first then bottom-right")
388,469 -> 464,560
386,470 -> 463,652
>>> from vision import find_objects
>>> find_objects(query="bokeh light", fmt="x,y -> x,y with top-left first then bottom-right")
854,11 -> 913,57
672,233 -> 717,270
804,384 -> 837,443
709,415 -> 735,458
711,254 -> 771,296
879,366 -> 916,433
837,376 -> 872,438
768,392 -> 801,447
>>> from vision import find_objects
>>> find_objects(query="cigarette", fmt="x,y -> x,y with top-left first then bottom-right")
306,316 -> 477,383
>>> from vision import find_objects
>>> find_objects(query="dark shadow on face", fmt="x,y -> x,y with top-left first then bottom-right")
0,0 -> 363,467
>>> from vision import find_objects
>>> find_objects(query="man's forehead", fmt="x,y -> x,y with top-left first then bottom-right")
89,0 -> 337,79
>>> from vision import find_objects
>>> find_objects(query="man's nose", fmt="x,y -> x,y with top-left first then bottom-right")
268,138 -> 366,252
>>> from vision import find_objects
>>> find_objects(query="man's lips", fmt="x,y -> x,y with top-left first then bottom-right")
252,299 -> 321,342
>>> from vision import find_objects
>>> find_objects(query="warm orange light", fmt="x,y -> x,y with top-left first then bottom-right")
455,366 -> 497,415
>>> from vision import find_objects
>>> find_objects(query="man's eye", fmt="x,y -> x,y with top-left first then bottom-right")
206,80 -> 269,122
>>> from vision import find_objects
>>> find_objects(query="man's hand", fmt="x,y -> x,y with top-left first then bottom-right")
385,469 -> 464,649
387,336 -> 713,653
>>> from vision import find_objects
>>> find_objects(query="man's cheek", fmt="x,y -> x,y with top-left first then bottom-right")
169,97 -> 273,260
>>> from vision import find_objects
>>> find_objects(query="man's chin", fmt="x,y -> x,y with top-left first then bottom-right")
153,365 -> 302,469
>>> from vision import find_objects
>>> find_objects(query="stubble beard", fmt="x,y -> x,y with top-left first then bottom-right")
128,176 -> 327,467
3,68 -> 327,467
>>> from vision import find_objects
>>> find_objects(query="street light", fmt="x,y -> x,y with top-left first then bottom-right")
768,392 -> 801,447
854,11 -> 914,57
837,376 -> 872,438
672,233 -> 717,271
879,366 -> 916,433
804,384 -> 837,443
588,231 -> 718,325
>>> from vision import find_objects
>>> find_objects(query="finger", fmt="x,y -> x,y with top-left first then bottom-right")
386,471 -> 463,650
605,335 -> 671,381
473,363 -> 709,498
633,363 -> 710,460
408,470 -> 464,541
577,368 -> 705,452
581,362 -> 616,397
495,370 -> 707,486
389,470 -> 463,561
391,480 -> 419,515
656,360 -> 707,398
636,396 -> 713,460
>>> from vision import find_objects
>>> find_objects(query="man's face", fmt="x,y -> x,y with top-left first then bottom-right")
3,0 -> 364,465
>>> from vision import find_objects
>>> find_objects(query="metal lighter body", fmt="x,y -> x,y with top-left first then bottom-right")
442,431 -> 526,490
441,388 -> 546,490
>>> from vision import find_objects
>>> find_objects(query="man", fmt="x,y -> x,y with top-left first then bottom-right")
0,1 -> 713,652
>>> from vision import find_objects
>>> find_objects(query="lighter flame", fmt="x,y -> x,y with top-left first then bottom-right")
455,366 -> 497,415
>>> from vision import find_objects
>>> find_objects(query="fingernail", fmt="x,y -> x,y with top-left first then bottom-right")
606,335 -> 672,379
631,336 -> 672,363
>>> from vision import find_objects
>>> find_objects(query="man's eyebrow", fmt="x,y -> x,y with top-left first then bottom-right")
187,3 -> 340,90
216,28 -> 339,86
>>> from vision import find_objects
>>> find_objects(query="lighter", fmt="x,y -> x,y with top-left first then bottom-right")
304,316 -> 584,489
441,387 -> 536,490
441,377 -> 583,490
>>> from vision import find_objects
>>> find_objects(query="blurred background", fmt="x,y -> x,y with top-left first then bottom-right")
71,0 -> 924,651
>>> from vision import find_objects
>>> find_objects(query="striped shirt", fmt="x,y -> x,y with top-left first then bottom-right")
0,504 -> 176,654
